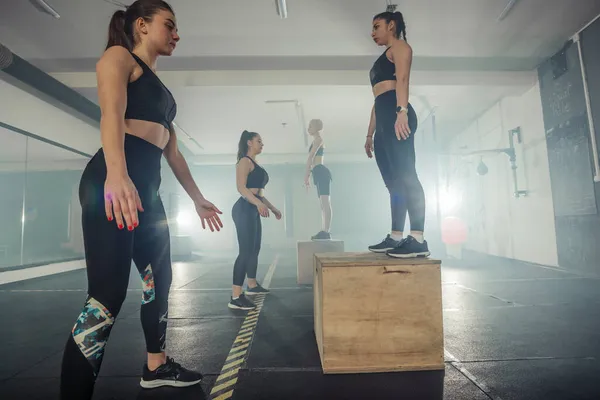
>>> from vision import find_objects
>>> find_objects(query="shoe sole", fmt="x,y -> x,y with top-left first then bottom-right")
140,378 -> 202,389
227,303 -> 256,310
386,251 -> 431,259
368,247 -> 395,253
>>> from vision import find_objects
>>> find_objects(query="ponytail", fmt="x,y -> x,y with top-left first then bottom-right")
393,11 -> 407,41
106,10 -> 132,51
237,130 -> 258,161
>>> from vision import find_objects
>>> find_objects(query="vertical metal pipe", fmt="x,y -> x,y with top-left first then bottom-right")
20,137 -> 29,266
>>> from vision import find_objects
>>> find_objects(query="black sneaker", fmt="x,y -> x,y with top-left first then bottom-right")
140,357 -> 203,389
311,231 -> 332,240
246,283 -> 270,295
228,294 -> 256,310
368,234 -> 403,253
386,235 -> 430,258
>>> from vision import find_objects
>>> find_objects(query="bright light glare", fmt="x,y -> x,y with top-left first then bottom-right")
439,188 -> 462,214
176,211 -> 194,226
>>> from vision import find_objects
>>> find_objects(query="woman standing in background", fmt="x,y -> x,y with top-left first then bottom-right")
304,119 -> 333,240
230,130 -> 282,310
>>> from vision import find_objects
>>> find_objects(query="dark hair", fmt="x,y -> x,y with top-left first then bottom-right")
106,0 -> 174,50
237,130 -> 259,161
373,11 -> 407,41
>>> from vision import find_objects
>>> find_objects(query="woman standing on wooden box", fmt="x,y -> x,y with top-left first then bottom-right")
364,10 -> 430,258
230,130 -> 282,310
303,119 -> 333,241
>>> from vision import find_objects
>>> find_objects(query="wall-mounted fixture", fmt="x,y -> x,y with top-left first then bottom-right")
28,0 -> 60,19
264,99 -> 308,146
442,126 -> 529,198
275,0 -> 288,19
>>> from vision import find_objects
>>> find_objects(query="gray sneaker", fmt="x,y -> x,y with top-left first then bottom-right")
311,231 -> 332,240
368,235 -> 403,253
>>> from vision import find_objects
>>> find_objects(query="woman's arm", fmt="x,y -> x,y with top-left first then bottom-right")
260,196 -> 278,212
390,42 -> 413,110
390,42 -> 413,140
164,128 -> 223,230
236,158 -> 265,207
304,137 -> 323,181
164,125 -> 205,203
97,46 -> 144,230
96,46 -> 133,178
367,105 -> 376,138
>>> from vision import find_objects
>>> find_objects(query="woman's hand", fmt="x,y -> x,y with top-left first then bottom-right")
272,208 -> 282,220
194,198 -> 224,232
365,136 -> 374,158
257,203 -> 270,218
395,111 -> 411,140
104,173 -> 144,231
303,175 -> 310,190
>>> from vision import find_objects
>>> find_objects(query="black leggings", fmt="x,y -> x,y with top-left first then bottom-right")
60,134 -> 171,399
232,197 -> 262,287
374,90 -> 426,232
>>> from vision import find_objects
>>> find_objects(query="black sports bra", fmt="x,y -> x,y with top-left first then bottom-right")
369,48 -> 396,87
125,52 -> 177,130
244,156 -> 269,189
309,142 -> 324,156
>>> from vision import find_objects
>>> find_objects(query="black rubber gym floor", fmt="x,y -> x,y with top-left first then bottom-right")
1,249 -> 600,399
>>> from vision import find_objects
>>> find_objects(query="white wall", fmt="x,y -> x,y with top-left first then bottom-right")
442,83 -> 558,266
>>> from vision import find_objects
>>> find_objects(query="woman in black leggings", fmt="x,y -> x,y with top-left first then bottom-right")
229,130 -> 282,310
60,1 -> 223,398
365,10 -> 430,258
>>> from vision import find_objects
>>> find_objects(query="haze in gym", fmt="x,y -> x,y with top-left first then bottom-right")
1,1 -> 600,399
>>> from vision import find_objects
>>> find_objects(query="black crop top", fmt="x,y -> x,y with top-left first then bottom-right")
245,156 -> 269,189
369,48 -> 396,87
309,143 -> 324,156
125,52 -> 177,130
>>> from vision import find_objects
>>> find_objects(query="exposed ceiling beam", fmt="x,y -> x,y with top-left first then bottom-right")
50,70 -> 536,88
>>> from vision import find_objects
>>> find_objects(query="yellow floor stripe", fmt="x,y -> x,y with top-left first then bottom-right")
209,255 -> 278,400
221,356 -> 245,371
227,342 -> 249,356
210,377 -> 238,394
215,367 -> 240,382
236,331 -> 254,340
212,390 -> 234,400
234,337 -> 251,345
225,351 -> 247,363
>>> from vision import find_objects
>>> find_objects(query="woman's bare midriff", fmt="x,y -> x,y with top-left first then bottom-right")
124,119 -> 170,149
248,188 -> 264,197
312,155 -> 323,167
372,80 -> 396,99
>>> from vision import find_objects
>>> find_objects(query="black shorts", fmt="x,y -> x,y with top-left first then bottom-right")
312,164 -> 332,197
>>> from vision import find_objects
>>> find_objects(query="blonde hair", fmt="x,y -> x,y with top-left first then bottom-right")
309,119 -> 323,131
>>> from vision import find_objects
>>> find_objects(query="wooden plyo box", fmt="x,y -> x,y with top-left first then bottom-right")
313,252 -> 444,374
296,240 -> 344,285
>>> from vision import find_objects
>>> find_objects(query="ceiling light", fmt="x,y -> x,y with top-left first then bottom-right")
275,0 -> 288,19
29,0 -> 60,19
